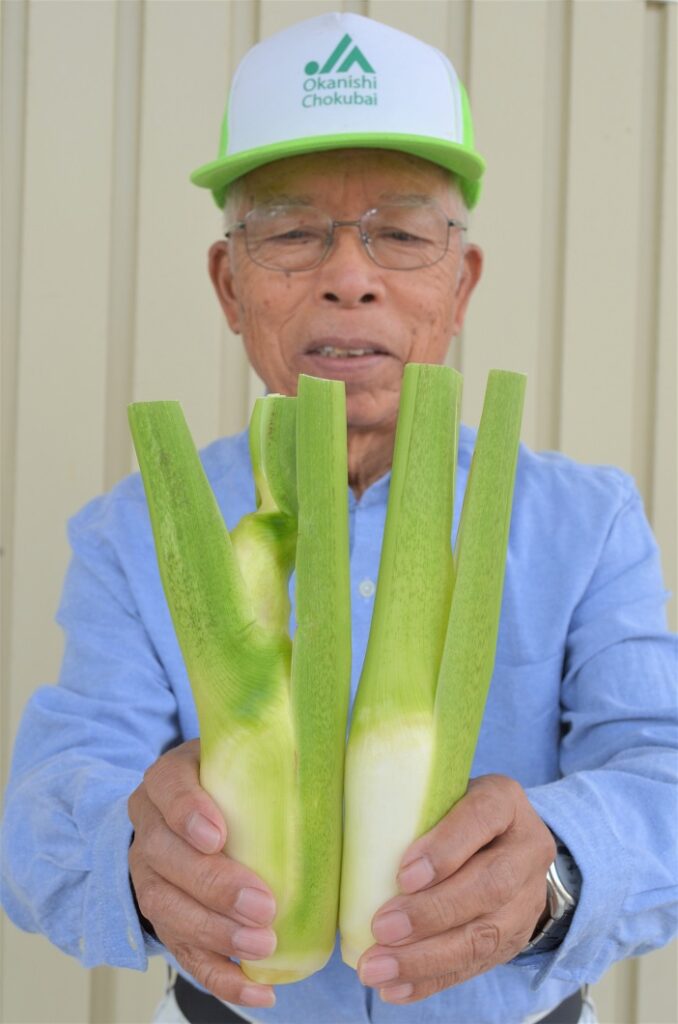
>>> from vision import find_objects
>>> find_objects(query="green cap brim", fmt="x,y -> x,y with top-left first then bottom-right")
190,133 -> 485,210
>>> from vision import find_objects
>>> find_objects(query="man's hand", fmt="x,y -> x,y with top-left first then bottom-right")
358,774 -> 555,1004
128,740 -> 276,1009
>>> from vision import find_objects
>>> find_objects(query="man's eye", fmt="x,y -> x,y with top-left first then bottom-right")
268,228 -> 322,244
376,227 -> 428,244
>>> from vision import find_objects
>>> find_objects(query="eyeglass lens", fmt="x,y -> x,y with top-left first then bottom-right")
242,204 -> 452,271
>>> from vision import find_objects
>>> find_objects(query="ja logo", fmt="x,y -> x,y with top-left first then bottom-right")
304,34 -> 375,75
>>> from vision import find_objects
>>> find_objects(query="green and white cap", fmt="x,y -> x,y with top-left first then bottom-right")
191,12 -> 485,209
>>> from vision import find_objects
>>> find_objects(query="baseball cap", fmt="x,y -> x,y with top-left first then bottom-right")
190,11 -> 485,209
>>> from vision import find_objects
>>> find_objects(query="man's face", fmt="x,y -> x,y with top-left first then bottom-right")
209,150 -> 482,435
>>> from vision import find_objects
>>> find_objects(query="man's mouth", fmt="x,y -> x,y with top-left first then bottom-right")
300,340 -> 393,381
312,345 -> 381,358
305,339 -> 390,359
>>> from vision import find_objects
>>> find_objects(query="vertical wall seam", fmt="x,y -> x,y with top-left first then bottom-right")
103,0 -> 144,491
444,0 -> 469,377
92,2 -> 144,1015
463,0 -> 474,177
629,1 -> 662,512
456,0 -> 475,380
553,0 -> 573,454
1,0 -> 28,778
537,0 -> 571,452
643,2 -> 669,525
219,0 -> 246,440
0,0 -> 28,1008
219,0 -> 265,430
248,0 -> 265,413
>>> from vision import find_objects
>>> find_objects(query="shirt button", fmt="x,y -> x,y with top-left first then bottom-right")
358,578 -> 375,598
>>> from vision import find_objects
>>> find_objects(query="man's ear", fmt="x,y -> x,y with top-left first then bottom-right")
451,243 -> 483,337
208,241 -> 241,334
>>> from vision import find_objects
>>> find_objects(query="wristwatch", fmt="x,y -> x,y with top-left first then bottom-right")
522,837 -> 582,953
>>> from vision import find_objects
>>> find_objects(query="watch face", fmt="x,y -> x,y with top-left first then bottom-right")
522,842 -> 581,954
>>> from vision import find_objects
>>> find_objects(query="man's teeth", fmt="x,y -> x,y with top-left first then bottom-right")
315,346 -> 378,358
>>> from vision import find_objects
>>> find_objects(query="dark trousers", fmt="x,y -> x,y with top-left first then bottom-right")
172,973 -> 584,1024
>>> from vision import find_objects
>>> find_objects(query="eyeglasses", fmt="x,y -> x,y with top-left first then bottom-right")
224,201 -> 467,272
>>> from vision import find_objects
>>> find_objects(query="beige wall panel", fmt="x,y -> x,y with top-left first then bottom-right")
593,955 -> 637,1024
133,0 -> 234,451
559,1 -> 646,475
368,0 -> 449,50
630,0 -> 667,506
113,957 -> 168,1024
220,0 -> 265,437
259,0 -> 340,35
4,4 -> 116,1022
461,0 -> 551,446
9,0 -> 116,728
531,0 -> 571,455
90,956 -> 167,1024
1,927 -> 93,1024
636,942 -> 678,1024
103,0 -> 145,490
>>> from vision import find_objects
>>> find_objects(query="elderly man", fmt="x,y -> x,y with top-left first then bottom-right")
2,12 -> 676,1024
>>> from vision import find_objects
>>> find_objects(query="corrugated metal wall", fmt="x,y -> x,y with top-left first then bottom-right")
1,1 -> 676,1022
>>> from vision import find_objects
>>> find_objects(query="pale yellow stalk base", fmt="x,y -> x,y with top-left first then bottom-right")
201,715 -> 296,895
201,705 -> 339,983
242,950 -> 333,985
339,718 -> 434,967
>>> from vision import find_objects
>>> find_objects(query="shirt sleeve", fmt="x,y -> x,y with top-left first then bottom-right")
521,478 -> 678,987
1,491 -> 178,969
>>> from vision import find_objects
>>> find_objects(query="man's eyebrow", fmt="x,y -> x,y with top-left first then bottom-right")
376,192 -> 435,204
248,193 -> 436,208
250,194 -> 316,208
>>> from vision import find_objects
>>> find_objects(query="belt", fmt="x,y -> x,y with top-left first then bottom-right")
174,974 -> 583,1024
174,974 -> 251,1022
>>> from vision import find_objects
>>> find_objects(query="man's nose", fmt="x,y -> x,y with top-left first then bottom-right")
317,225 -> 384,306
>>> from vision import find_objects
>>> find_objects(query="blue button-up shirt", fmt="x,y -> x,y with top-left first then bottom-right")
2,424 -> 676,1024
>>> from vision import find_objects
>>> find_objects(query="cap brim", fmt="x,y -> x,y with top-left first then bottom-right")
190,133 -> 485,209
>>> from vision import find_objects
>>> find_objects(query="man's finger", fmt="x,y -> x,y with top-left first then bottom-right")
132,859 -> 277,963
359,917 -> 498,991
360,905 -> 528,995
397,775 -> 520,894
373,842 -> 527,945
172,945 -> 276,1009
136,799 -> 276,925
141,739 -> 227,854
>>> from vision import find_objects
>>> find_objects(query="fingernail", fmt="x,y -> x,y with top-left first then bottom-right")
398,855 -> 434,892
360,955 -> 399,985
235,887 -> 276,924
241,985 -> 276,1008
381,982 -> 413,1002
372,910 -> 412,944
186,812 -> 222,853
233,926 -> 277,958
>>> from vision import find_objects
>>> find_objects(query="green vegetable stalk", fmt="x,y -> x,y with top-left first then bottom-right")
128,374 -> 351,984
339,364 -> 526,967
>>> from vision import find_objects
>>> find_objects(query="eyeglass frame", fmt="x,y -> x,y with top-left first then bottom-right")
223,200 -> 468,272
